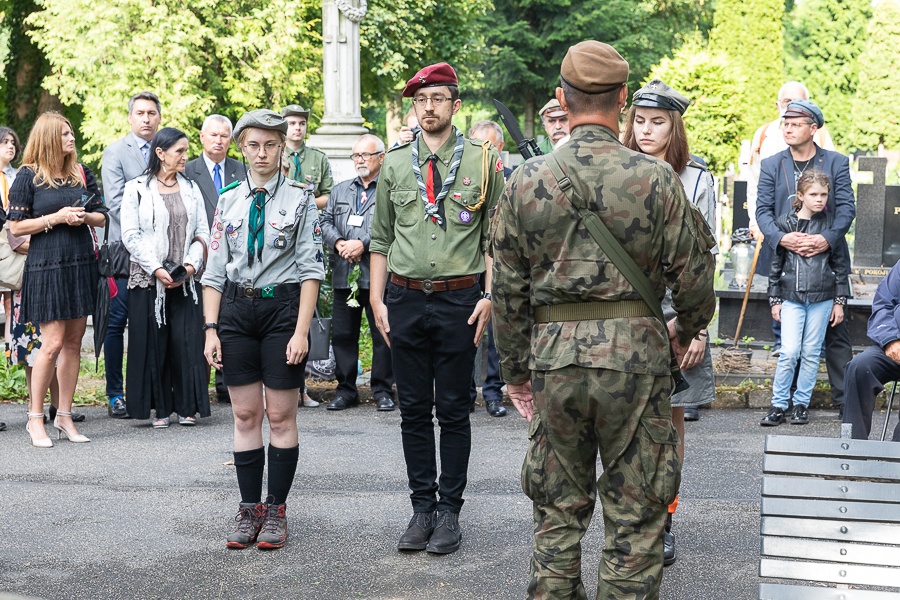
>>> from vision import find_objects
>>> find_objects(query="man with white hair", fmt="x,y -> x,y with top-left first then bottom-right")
320,134 -> 395,412
185,114 -> 246,225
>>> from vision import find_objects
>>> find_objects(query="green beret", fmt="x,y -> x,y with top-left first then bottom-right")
561,41 -> 629,94
233,109 -> 288,141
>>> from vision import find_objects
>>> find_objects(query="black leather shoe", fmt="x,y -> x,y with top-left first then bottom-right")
426,511 -> 462,554
327,396 -> 359,411
375,396 -> 396,411
108,396 -> 128,418
485,399 -> 507,417
49,405 -> 85,423
790,405 -> 809,425
663,514 -> 676,566
216,387 -> 231,404
683,405 -> 700,422
0,422 -> 6,432
397,512 -> 435,551
760,407 -> 785,427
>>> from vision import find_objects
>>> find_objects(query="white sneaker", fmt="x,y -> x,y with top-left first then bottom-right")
300,393 -> 320,408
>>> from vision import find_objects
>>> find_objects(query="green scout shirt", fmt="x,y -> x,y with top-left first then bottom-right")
370,127 -> 504,279
491,124 -> 717,384
284,144 -> 334,198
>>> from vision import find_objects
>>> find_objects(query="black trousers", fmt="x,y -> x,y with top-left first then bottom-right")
386,281 -> 479,513
842,345 -> 900,441
332,287 -> 394,398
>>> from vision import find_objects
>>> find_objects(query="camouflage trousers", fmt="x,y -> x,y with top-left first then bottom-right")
522,366 -> 681,600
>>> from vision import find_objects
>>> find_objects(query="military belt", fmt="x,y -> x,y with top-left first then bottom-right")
533,300 -> 654,323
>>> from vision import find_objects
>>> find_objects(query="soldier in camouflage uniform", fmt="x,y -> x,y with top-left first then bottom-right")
491,41 -> 716,599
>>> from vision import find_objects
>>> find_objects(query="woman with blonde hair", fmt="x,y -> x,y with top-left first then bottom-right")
7,112 -> 107,447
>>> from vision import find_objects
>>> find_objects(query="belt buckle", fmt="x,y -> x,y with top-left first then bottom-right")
422,279 -> 434,295
261,285 -> 275,299
242,286 -> 255,298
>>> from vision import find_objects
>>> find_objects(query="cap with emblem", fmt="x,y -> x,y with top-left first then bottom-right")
539,98 -> 567,118
560,41 -> 629,94
281,104 -> 311,119
783,99 -> 824,128
402,62 -> 459,98
632,79 -> 691,115
233,109 -> 289,142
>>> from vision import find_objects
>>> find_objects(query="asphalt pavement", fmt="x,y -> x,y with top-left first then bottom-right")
0,400 -> 885,600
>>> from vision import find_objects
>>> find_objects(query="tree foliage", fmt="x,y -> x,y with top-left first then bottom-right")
784,0 -> 870,151
28,0 -> 322,161
850,0 -> 900,150
709,0 -> 784,137
650,34 -> 747,174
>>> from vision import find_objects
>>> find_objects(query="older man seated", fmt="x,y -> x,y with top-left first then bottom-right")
842,259 -> 900,441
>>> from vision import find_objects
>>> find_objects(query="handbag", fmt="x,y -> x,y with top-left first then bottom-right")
544,154 -> 689,393
0,227 -> 26,290
308,307 -> 332,362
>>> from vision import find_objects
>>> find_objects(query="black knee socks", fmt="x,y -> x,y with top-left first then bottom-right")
267,444 -> 299,505
233,447 -> 265,504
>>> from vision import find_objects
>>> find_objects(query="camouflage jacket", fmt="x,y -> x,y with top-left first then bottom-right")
490,124 -> 716,384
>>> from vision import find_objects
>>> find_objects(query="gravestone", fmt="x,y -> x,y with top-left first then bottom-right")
732,180 -> 749,231
854,157 -> 888,272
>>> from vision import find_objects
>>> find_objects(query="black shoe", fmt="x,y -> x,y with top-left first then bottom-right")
663,513 -> 676,566
485,399 -> 507,417
790,405 -> 809,425
760,407 -> 786,427
49,405 -> 85,423
683,406 -> 700,422
108,396 -> 128,418
0,422 -> 6,432
426,511 -> 462,554
327,396 -> 359,411
835,404 -> 844,420
375,396 -> 396,411
216,387 -> 231,404
397,511 -> 435,551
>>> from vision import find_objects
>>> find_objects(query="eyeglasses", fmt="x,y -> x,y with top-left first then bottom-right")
351,151 -> 384,161
412,96 -> 452,107
243,142 -> 281,154
783,121 -> 814,130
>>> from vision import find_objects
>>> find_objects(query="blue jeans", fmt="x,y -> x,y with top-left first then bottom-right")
104,278 -> 129,398
771,299 -> 832,409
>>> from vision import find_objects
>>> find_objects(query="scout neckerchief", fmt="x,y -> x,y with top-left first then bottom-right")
411,127 -> 464,230
247,187 -> 268,266
289,145 -> 304,181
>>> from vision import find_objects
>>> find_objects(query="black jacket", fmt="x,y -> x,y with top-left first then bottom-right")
768,211 -> 850,304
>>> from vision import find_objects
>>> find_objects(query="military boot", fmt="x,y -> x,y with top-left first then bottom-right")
226,502 -> 266,549
663,512 -> 676,566
257,497 -> 288,550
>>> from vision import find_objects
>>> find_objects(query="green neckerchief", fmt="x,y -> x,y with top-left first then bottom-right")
288,145 -> 305,181
248,188 -> 266,266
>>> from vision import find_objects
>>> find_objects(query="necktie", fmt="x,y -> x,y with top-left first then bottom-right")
213,163 -> 222,193
0,171 -> 8,209
426,156 -> 438,224
248,189 -> 266,266
140,142 -> 149,164
291,152 -> 301,181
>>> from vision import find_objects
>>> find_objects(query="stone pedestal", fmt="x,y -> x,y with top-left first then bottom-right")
307,0 -> 369,184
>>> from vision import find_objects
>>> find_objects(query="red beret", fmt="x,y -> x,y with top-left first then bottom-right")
402,63 -> 459,98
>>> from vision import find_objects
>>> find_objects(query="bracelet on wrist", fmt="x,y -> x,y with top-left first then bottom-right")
834,297 -> 847,306
769,297 -> 783,307
202,322 -> 219,332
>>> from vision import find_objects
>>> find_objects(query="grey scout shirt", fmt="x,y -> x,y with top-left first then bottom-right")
201,173 -> 325,292
320,175 -> 377,290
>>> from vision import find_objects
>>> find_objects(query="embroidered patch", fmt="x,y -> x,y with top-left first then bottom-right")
495,158 -> 503,172
453,192 -> 462,200
210,241 -> 219,251
225,224 -> 235,234
462,177 -> 471,186
216,222 -> 224,231
459,210 -> 472,223
312,218 -> 322,243
213,231 -> 222,240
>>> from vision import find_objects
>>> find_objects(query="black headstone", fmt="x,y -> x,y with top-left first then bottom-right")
855,157 -> 888,268
733,180 -> 749,230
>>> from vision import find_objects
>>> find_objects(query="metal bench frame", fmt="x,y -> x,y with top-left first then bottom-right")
759,435 -> 900,599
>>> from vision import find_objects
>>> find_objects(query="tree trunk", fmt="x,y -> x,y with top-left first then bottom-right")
523,90 -> 535,139
385,92 -> 404,146
5,0 -> 51,139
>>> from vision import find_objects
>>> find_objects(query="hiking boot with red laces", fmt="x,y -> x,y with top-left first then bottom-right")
257,498 -> 288,550
226,502 -> 266,549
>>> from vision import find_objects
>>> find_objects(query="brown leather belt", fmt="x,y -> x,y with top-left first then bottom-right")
390,273 -> 479,294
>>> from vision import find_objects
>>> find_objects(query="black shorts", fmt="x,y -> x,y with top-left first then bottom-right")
219,283 -> 307,389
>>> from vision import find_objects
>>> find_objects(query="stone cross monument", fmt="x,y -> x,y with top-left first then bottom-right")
307,0 -> 369,183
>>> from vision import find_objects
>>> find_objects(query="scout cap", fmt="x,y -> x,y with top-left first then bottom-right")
402,63 -> 458,98
783,99 -> 824,127
233,109 -> 289,142
539,99 -> 567,118
560,41 -> 629,94
281,104 -> 311,119
632,79 -> 690,115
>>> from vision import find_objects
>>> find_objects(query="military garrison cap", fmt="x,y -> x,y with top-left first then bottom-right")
233,109 -> 288,141
783,99 -> 824,127
402,63 -> 458,97
281,104 -> 311,119
632,79 -> 690,115
560,41 -> 629,94
539,99 -> 566,118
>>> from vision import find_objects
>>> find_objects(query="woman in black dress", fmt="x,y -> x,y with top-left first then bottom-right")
8,112 -> 107,448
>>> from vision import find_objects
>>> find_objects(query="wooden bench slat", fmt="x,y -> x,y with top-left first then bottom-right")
761,516 -> 900,545
763,476 -> 900,504
765,435 -> 900,461
760,558 -> 900,588
762,536 -> 900,567
762,497 -> 900,523
764,454 -> 900,481
760,583 -> 900,599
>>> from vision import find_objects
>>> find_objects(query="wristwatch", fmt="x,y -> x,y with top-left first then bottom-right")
482,292 -> 492,301
202,322 -> 219,331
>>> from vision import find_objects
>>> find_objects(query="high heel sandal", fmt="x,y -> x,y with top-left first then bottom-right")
26,412 -> 54,448
53,411 -> 91,443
